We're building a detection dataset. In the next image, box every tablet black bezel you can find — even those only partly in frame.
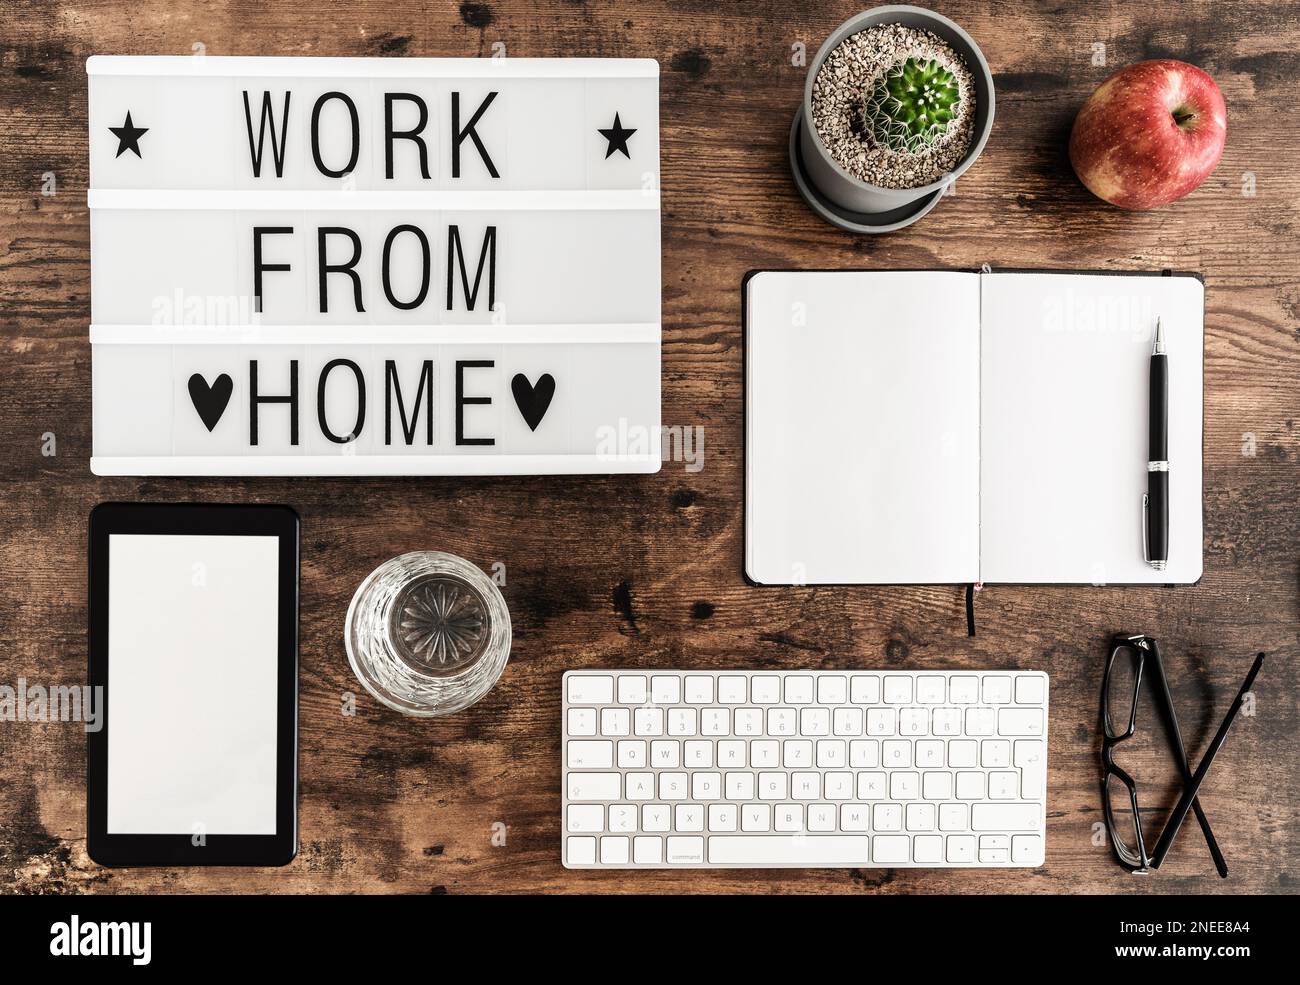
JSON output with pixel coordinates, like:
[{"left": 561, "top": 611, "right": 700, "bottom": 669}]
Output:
[{"left": 87, "top": 502, "right": 299, "bottom": 867}]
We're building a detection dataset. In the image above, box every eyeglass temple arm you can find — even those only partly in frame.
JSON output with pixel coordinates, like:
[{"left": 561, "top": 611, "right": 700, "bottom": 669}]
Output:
[
  {"left": 1145, "top": 642, "right": 1229, "bottom": 878},
  {"left": 1150, "top": 652, "right": 1265, "bottom": 870}
]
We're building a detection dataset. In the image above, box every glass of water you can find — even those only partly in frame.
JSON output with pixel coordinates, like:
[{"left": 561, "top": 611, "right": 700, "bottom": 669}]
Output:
[{"left": 345, "top": 551, "right": 511, "bottom": 716}]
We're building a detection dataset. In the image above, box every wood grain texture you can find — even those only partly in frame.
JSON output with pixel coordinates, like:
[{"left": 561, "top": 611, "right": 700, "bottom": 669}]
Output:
[{"left": 1, "top": 0, "right": 1297, "bottom": 895}]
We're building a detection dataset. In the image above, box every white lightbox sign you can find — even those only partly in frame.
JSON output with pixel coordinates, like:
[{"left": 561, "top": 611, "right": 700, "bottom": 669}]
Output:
[{"left": 87, "top": 56, "right": 661, "bottom": 475}]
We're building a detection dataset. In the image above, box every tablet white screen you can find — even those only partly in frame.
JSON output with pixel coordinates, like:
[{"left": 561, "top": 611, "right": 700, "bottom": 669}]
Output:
[{"left": 106, "top": 533, "right": 280, "bottom": 835}]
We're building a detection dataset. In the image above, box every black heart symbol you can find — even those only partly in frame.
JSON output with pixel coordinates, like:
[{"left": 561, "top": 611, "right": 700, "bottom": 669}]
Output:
[
  {"left": 511, "top": 373, "right": 555, "bottom": 431},
  {"left": 187, "top": 373, "right": 233, "bottom": 432}
]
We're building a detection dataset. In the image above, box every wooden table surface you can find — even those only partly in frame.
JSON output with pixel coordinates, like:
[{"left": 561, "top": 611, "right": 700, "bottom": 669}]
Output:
[{"left": 2, "top": 0, "right": 1296, "bottom": 895}]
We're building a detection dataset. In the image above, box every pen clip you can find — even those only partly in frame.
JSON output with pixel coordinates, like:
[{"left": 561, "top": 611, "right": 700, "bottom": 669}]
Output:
[{"left": 1142, "top": 493, "right": 1150, "bottom": 564}]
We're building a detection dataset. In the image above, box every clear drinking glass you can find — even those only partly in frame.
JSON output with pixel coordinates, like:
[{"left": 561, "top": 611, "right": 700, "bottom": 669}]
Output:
[{"left": 345, "top": 551, "right": 511, "bottom": 716}]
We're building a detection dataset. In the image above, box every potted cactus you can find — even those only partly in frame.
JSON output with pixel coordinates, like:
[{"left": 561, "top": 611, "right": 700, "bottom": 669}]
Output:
[
  {"left": 863, "top": 57, "right": 962, "bottom": 154},
  {"left": 790, "top": 5, "right": 996, "bottom": 232}
]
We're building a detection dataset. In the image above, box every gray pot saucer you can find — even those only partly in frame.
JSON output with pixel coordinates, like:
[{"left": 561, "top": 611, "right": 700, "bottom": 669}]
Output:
[{"left": 789, "top": 107, "right": 946, "bottom": 233}]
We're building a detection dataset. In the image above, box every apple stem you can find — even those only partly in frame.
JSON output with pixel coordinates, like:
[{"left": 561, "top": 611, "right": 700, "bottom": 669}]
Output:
[{"left": 1172, "top": 106, "right": 1197, "bottom": 127}]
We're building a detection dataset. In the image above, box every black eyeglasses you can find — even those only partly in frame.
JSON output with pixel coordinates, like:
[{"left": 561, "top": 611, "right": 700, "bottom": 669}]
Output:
[{"left": 1101, "top": 635, "right": 1265, "bottom": 877}]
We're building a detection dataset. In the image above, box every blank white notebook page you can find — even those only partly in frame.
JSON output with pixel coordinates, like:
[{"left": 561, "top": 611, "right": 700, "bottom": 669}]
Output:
[
  {"left": 979, "top": 273, "right": 1203, "bottom": 584},
  {"left": 746, "top": 271, "right": 980, "bottom": 584}
]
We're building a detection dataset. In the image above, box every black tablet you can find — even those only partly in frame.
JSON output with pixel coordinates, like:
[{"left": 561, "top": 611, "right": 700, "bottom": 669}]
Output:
[{"left": 87, "top": 503, "right": 299, "bottom": 867}]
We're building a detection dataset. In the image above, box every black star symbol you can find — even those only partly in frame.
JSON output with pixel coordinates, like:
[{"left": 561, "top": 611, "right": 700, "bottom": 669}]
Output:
[
  {"left": 109, "top": 111, "right": 149, "bottom": 159},
  {"left": 597, "top": 112, "right": 636, "bottom": 159}
]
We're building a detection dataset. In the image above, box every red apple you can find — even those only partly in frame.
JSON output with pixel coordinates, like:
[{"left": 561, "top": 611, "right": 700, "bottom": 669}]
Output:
[{"left": 1069, "top": 59, "right": 1227, "bottom": 210}]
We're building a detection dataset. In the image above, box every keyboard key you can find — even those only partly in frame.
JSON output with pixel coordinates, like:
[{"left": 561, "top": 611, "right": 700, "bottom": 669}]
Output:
[
  {"left": 939, "top": 803, "right": 968, "bottom": 831},
  {"left": 751, "top": 740, "right": 779, "bottom": 767},
  {"left": 709, "top": 835, "right": 870, "bottom": 866},
  {"left": 932, "top": 707, "right": 962, "bottom": 735},
  {"left": 850, "top": 675, "right": 881, "bottom": 704},
  {"left": 742, "top": 804, "right": 771, "bottom": 831},
  {"left": 899, "top": 708, "right": 929, "bottom": 735},
  {"left": 816, "top": 739, "right": 847, "bottom": 768},
  {"left": 617, "top": 740, "right": 646, "bottom": 768},
  {"left": 725, "top": 772, "right": 755, "bottom": 800},
  {"left": 634, "top": 836, "right": 663, "bottom": 864},
  {"left": 784, "top": 675, "right": 814, "bottom": 704},
  {"left": 651, "top": 675, "right": 681, "bottom": 704},
  {"left": 767, "top": 707, "right": 796, "bottom": 735},
  {"left": 946, "top": 835, "right": 976, "bottom": 862},
  {"left": 568, "top": 707, "right": 597, "bottom": 736},
  {"left": 791, "top": 772, "right": 821, "bottom": 799},
  {"left": 923, "top": 771, "right": 953, "bottom": 800},
  {"left": 998, "top": 708, "right": 1045, "bottom": 736},
  {"left": 617, "top": 675, "right": 647, "bottom": 705},
  {"left": 989, "top": 771, "right": 1019, "bottom": 800},
  {"left": 783, "top": 739, "right": 813, "bottom": 768},
  {"left": 758, "top": 772, "right": 788, "bottom": 800},
  {"left": 882, "top": 739, "right": 911, "bottom": 767},
  {"left": 567, "top": 740, "right": 613, "bottom": 769},
  {"left": 972, "top": 803, "right": 1040, "bottom": 831},
  {"left": 916, "top": 740, "right": 944, "bottom": 767},
  {"left": 916, "top": 676, "right": 946, "bottom": 703},
  {"left": 981, "top": 739, "right": 1011, "bottom": 768},
  {"left": 684, "top": 740, "right": 713, "bottom": 768},
  {"left": 567, "top": 773, "right": 621, "bottom": 801},
  {"left": 890, "top": 772, "right": 919, "bottom": 800},
  {"left": 949, "top": 676, "right": 979, "bottom": 704},
  {"left": 873, "top": 835, "right": 911, "bottom": 864},
  {"left": 674, "top": 804, "right": 704, "bottom": 831},
  {"left": 948, "top": 739, "right": 978, "bottom": 768},
  {"left": 1012, "top": 834, "right": 1044, "bottom": 864},
  {"left": 906, "top": 803, "right": 935, "bottom": 831},
  {"left": 914, "top": 834, "right": 943, "bottom": 864},
  {"left": 625, "top": 773, "right": 656, "bottom": 800},
  {"left": 567, "top": 836, "right": 596, "bottom": 865},
  {"left": 608, "top": 804, "right": 636, "bottom": 832},
  {"left": 883, "top": 676, "right": 913, "bottom": 703},
  {"left": 600, "top": 707, "right": 630, "bottom": 736},
  {"left": 718, "top": 740, "right": 747, "bottom": 767},
  {"left": 824, "top": 772, "right": 853, "bottom": 800},
  {"left": 691, "top": 771, "right": 720, "bottom": 800},
  {"left": 775, "top": 804, "right": 803, "bottom": 831},
  {"left": 956, "top": 772, "right": 986, "bottom": 800},
  {"left": 566, "top": 804, "right": 603, "bottom": 832},
  {"left": 718, "top": 676, "right": 747, "bottom": 703},
  {"left": 701, "top": 708, "right": 730, "bottom": 735},
  {"left": 641, "top": 804, "right": 670, "bottom": 831},
  {"left": 708, "top": 804, "right": 738, "bottom": 831},
  {"left": 666, "top": 836, "right": 705, "bottom": 864},
  {"left": 634, "top": 707, "right": 664, "bottom": 736},
  {"left": 982, "top": 676, "right": 1012, "bottom": 704},
  {"left": 1015, "top": 740, "right": 1047, "bottom": 799},
  {"left": 840, "top": 804, "right": 870, "bottom": 831},
  {"left": 1015, "top": 674, "right": 1046, "bottom": 704},
  {"left": 867, "top": 708, "right": 897, "bottom": 735},
  {"left": 567, "top": 675, "right": 614, "bottom": 705},
  {"left": 668, "top": 708, "right": 698, "bottom": 736},
  {"left": 818, "top": 676, "right": 848, "bottom": 704},
  {"left": 849, "top": 739, "right": 879, "bottom": 767},
  {"left": 650, "top": 740, "right": 679, "bottom": 767},
  {"left": 735, "top": 708, "right": 763, "bottom": 735},
  {"left": 873, "top": 803, "right": 902, "bottom": 831},
  {"left": 800, "top": 707, "right": 830, "bottom": 735},
  {"left": 808, "top": 804, "right": 836, "bottom": 832},
  {"left": 684, "top": 676, "right": 714, "bottom": 704},
  {"left": 965, "top": 707, "right": 997, "bottom": 736},
  {"left": 833, "top": 707, "right": 864, "bottom": 736},
  {"left": 600, "top": 836, "right": 630, "bottom": 864},
  {"left": 857, "top": 772, "right": 886, "bottom": 799},
  {"left": 751, "top": 676, "right": 780, "bottom": 704},
  {"left": 658, "top": 772, "right": 688, "bottom": 800}
]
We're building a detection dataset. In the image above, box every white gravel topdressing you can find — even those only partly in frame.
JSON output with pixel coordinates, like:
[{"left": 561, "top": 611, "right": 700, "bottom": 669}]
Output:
[{"left": 811, "top": 23, "right": 977, "bottom": 190}]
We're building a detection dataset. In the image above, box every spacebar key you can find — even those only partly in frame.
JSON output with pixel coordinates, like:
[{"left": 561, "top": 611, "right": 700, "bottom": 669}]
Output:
[{"left": 708, "top": 836, "right": 870, "bottom": 866}]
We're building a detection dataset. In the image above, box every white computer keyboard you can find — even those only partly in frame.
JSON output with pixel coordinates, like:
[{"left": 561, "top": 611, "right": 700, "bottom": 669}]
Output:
[{"left": 562, "top": 669, "right": 1048, "bottom": 869}]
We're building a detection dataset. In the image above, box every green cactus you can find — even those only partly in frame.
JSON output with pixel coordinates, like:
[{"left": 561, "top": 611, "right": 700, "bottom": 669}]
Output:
[{"left": 863, "top": 57, "right": 961, "bottom": 154}]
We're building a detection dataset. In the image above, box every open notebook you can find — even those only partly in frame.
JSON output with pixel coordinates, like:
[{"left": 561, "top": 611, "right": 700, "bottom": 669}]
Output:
[{"left": 745, "top": 270, "right": 1203, "bottom": 586}]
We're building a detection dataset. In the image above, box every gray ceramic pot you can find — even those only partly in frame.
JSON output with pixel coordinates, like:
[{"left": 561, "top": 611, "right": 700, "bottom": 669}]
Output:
[{"left": 796, "top": 5, "right": 996, "bottom": 218}]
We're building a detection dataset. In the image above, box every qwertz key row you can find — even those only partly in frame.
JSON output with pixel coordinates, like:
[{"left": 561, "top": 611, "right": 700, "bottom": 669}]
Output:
[{"left": 562, "top": 670, "right": 1048, "bottom": 869}]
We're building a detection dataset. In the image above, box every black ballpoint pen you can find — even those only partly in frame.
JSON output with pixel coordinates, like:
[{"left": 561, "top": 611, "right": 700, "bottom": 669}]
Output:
[{"left": 1145, "top": 319, "right": 1169, "bottom": 570}]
